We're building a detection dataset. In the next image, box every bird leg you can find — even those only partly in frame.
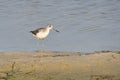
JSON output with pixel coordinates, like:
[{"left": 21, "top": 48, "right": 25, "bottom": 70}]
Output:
[
  {"left": 36, "top": 39, "right": 40, "bottom": 52},
  {"left": 36, "top": 39, "right": 44, "bottom": 52},
  {"left": 41, "top": 39, "right": 44, "bottom": 52}
]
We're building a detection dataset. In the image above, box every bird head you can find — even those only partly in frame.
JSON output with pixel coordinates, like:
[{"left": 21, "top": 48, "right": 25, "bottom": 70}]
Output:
[
  {"left": 47, "top": 24, "right": 53, "bottom": 30},
  {"left": 47, "top": 24, "right": 59, "bottom": 32}
]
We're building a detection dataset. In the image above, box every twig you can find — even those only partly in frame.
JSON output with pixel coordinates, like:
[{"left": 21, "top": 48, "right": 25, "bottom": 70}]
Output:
[{"left": 11, "top": 62, "right": 16, "bottom": 72}]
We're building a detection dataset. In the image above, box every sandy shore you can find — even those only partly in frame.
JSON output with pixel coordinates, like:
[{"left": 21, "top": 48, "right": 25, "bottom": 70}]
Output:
[{"left": 0, "top": 51, "right": 120, "bottom": 80}]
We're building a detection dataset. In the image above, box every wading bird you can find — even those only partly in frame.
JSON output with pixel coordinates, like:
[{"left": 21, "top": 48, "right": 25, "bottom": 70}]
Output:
[{"left": 30, "top": 24, "right": 59, "bottom": 51}]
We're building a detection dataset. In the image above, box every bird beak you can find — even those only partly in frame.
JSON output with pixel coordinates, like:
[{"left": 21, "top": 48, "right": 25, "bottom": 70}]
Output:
[{"left": 53, "top": 28, "right": 60, "bottom": 32}]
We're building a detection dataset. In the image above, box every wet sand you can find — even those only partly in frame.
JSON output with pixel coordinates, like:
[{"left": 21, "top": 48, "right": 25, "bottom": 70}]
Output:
[{"left": 0, "top": 51, "right": 120, "bottom": 80}]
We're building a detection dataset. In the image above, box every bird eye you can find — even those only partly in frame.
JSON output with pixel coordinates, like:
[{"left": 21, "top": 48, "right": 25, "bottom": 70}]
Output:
[{"left": 49, "top": 25, "right": 51, "bottom": 27}]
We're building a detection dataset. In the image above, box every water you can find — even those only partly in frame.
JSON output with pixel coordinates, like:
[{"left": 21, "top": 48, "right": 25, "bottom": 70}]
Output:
[{"left": 0, "top": 0, "right": 120, "bottom": 52}]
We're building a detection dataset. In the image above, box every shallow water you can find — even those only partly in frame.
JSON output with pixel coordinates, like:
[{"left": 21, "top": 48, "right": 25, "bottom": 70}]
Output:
[{"left": 0, "top": 0, "right": 120, "bottom": 52}]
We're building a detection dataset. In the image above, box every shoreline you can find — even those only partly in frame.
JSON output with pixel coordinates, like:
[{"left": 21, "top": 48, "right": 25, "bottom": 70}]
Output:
[{"left": 0, "top": 51, "right": 120, "bottom": 80}]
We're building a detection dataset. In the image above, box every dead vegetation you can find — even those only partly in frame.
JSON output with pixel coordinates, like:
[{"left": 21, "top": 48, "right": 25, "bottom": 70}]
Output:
[{"left": 90, "top": 75, "right": 116, "bottom": 80}]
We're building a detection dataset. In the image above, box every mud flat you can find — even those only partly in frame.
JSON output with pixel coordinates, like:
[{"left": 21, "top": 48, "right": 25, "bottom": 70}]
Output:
[{"left": 0, "top": 51, "right": 120, "bottom": 80}]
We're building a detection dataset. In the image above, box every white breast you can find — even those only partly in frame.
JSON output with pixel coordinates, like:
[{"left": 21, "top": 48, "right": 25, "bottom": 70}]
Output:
[{"left": 36, "top": 30, "right": 50, "bottom": 39}]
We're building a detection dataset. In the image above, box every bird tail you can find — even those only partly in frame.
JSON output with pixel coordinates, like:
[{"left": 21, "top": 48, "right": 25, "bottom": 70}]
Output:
[{"left": 30, "top": 31, "right": 36, "bottom": 35}]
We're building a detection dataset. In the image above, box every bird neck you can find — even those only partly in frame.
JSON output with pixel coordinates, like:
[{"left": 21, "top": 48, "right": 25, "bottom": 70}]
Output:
[{"left": 46, "top": 27, "right": 51, "bottom": 31}]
